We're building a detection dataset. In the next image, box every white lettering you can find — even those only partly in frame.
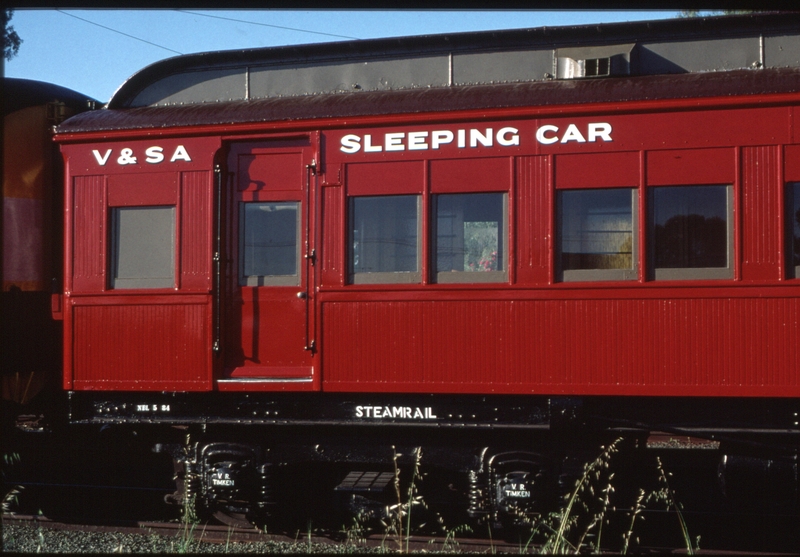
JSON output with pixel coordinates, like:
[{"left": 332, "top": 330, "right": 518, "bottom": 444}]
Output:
[
  {"left": 117, "top": 148, "right": 138, "bottom": 165},
  {"left": 588, "top": 122, "right": 613, "bottom": 142},
  {"left": 470, "top": 128, "right": 492, "bottom": 148},
  {"left": 341, "top": 134, "right": 361, "bottom": 154},
  {"left": 92, "top": 149, "right": 112, "bottom": 166},
  {"left": 363, "top": 134, "right": 382, "bottom": 153},
  {"left": 170, "top": 145, "right": 192, "bottom": 162},
  {"left": 145, "top": 146, "right": 164, "bottom": 164},
  {"left": 337, "top": 122, "right": 613, "bottom": 155},
  {"left": 535, "top": 124, "right": 560, "bottom": 145},
  {"left": 496, "top": 127, "right": 520, "bottom": 146},
  {"left": 354, "top": 405, "right": 438, "bottom": 420},
  {"left": 505, "top": 490, "right": 531, "bottom": 498},
  {"left": 560, "top": 123, "right": 586, "bottom": 143},
  {"left": 385, "top": 132, "right": 405, "bottom": 152},
  {"left": 431, "top": 130, "right": 453, "bottom": 149},
  {"left": 407, "top": 131, "right": 429, "bottom": 150}
]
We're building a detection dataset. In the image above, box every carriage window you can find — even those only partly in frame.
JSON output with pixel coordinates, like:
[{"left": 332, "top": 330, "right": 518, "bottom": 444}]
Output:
[
  {"left": 650, "top": 185, "right": 733, "bottom": 280},
  {"left": 350, "top": 195, "right": 420, "bottom": 284},
  {"left": 558, "top": 188, "right": 637, "bottom": 281},
  {"left": 790, "top": 183, "right": 800, "bottom": 278},
  {"left": 240, "top": 202, "right": 300, "bottom": 286},
  {"left": 111, "top": 206, "right": 175, "bottom": 289},
  {"left": 558, "top": 188, "right": 637, "bottom": 282},
  {"left": 434, "top": 193, "right": 507, "bottom": 283}
]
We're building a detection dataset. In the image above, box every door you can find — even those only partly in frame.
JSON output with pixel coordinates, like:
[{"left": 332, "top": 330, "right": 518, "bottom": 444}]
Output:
[{"left": 221, "top": 139, "right": 316, "bottom": 386}]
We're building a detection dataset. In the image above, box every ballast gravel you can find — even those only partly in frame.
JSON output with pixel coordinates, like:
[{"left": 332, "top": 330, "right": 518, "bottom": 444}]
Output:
[{"left": 2, "top": 523, "right": 388, "bottom": 553}]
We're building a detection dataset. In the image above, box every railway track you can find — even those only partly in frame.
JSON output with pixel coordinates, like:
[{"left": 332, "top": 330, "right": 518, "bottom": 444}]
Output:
[
  {"left": 2, "top": 512, "right": 525, "bottom": 553},
  {"left": 5, "top": 512, "right": 800, "bottom": 555}
]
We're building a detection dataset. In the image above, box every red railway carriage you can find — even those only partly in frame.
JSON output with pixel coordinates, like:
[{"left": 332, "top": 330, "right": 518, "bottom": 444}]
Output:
[{"left": 53, "top": 14, "right": 800, "bottom": 532}]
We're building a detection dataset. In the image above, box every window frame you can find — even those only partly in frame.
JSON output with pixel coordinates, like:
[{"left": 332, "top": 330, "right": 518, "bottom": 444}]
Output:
[
  {"left": 557, "top": 187, "right": 639, "bottom": 283},
  {"left": 432, "top": 192, "right": 509, "bottom": 284},
  {"left": 109, "top": 205, "right": 176, "bottom": 290},
  {"left": 348, "top": 194, "right": 422, "bottom": 285},
  {"left": 239, "top": 200, "right": 302, "bottom": 287},
  {"left": 788, "top": 182, "right": 800, "bottom": 279},
  {"left": 648, "top": 184, "right": 734, "bottom": 281}
]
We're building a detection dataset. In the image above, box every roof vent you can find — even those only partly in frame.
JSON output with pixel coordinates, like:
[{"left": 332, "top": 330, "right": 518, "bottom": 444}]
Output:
[{"left": 556, "top": 44, "right": 635, "bottom": 79}]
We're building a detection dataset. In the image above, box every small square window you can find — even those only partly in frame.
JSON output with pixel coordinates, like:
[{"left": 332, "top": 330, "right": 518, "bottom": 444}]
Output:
[
  {"left": 558, "top": 188, "right": 637, "bottom": 282},
  {"left": 111, "top": 206, "right": 175, "bottom": 289},
  {"left": 434, "top": 193, "right": 507, "bottom": 283},
  {"left": 349, "top": 195, "right": 420, "bottom": 284},
  {"left": 650, "top": 185, "right": 733, "bottom": 280},
  {"left": 240, "top": 202, "right": 300, "bottom": 286}
]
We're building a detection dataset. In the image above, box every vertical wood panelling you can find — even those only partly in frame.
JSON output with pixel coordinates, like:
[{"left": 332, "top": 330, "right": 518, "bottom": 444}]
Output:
[
  {"left": 321, "top": 187, "right": 343, "bottom": 286},
  {"left": 742, "top": 146, "right": 781, "bottom": 280},
  {"left": 322, "top": 296, "right": 800, "bottom": 394},
  {"left": 72, "top": 175, "right": 105, "bottom": 291},
  {"left": 181, "top": 171, "right": 211, "bottom": 289},
  {"left": 516, "top": 156, "right": 550, "bottom": 285},
  {"left": 72, "top": 301, "right": 210, "bottom": 388}
]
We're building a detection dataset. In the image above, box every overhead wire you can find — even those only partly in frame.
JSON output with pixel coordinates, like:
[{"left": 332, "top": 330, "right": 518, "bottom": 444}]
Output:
[
  {"left": 177, "top": 10, "right": 361, "bottom": 41},
  {"left": 53, "top": 9, "right": 361, "bottom": 59},
  {"left": 54, "top": 10, "right": 185, "bottom": 55}
]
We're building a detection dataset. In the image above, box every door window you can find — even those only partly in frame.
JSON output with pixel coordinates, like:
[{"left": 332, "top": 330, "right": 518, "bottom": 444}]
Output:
[{"left": 240, "top": 201, "right": 300, "bottom": 286}]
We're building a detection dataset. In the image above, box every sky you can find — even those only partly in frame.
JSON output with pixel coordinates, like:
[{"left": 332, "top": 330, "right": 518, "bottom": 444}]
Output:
[{"left": 5, "top": 9, "right": 680, "bottom": 104}]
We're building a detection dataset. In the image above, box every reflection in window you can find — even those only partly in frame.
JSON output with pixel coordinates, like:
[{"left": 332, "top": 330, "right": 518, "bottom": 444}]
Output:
[
  {"left": 350, "top": 195, "right": 420, "bottom": 283},
  {"left": 241, "top": 202, "right": 299, "bottom": 286},
  {"left": 559, "top": 188, "right": 637, "bottom": 281},
  {"left": 791, "top": 183, "right": 800, "bottom": 277},
  {"left": 111, "top": 206, "right": 175, "bottom": 289},
  {"left": 435, "top": 193, "right": 507, "bottom": 283},
  {"left": 651, "top": 185, "right": 732, "bottom": 279}
]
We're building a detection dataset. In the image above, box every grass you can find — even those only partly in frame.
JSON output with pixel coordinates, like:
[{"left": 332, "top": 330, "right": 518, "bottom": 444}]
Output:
[
  {"left": 327, "top": 439, "right": 699, "bottom": 554},
  {"left": 521, "top": 439, "right": 697, "bottom": 554},
  {"left": 2, "top": 451, "right": 23, "bottom": 515}
]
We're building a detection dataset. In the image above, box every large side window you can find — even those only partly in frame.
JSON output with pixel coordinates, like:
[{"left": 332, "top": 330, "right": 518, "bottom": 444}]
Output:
[
  {"left": 558, "top": 188, "right": 638, "bottom": 281},
  {"left": 790, "top": 182, "right": 800, "bottom": 278},
  {"left": 349, "top": 195, "right": 420, "bottom": 284},
  {"left": 434, "top": 192, "right": 507, "bottom": 283},
  {"left": 240, "top": 201, "right": 300, "bottom": 286},
  {"left": 110, "top": 206, "right": 176, "bottom": 289},
  {"left": 649, "top": 185, "right": 733, "bottom": 280}
]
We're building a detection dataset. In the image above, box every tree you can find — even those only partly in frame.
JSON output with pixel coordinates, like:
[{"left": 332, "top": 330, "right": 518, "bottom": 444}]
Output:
[
  {"left": 2, "top": 9, "right": 22, "bottom": 61},
  {"left": 679, "top": 10, "right": 757, "bottom": 17}
]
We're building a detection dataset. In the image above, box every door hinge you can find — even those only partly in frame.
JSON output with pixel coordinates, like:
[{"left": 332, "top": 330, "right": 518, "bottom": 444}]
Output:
[
  {"left": 306, "top": 159, "right": 318, "bottom": 175},
  {"left": 305, "top": 249, "right": 316, "bottom": 265}
]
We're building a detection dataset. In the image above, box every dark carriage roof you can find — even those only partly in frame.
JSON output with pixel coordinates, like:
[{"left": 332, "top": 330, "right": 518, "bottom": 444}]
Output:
[
  {"left": 57, "top": 13, "right": 800, "bottom": 135},
  {"left": 4, "top": 78, "right": 98, "bottom": 116},
  {"left": 55, "top": 68, "right": 800, "bottom": 135}
]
